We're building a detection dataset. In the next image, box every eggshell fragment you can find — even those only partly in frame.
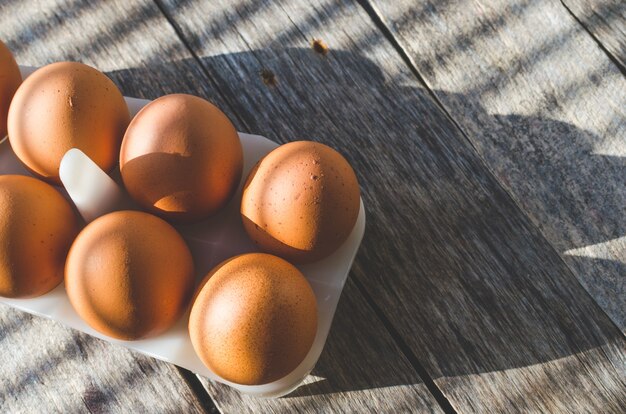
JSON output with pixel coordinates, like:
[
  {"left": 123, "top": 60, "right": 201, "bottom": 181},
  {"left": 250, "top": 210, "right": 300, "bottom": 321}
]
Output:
[
  {"left": 120, "top": 94, "right": 243, "bottom": 223},
  {"left": 0, "top": 40, "right": 21, "bottom": 138},
  {"left": 0, "top": 175, "right": 79, "bottom": 298},
  {"left": 189, "top": 253, "right": 318, "bottom": 385},
  {"left": 65, "top": 211, "right": 195, "bottom": 340},
  {"left": 8, "top": 62, "right": 130, "bottom": 184},
  {"left": 241, "top": 141, "right": 360, "bottom": 263}
]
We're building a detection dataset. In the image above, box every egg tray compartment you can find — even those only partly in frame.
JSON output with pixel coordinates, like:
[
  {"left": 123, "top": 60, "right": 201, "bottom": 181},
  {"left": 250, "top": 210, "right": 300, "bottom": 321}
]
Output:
[{"left": 0, "top": 66, "right": 366, "bottom": 398}]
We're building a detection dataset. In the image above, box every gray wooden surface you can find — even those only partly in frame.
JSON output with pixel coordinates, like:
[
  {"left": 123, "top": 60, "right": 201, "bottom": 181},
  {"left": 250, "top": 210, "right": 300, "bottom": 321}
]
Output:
[
  {"left": 562, "top": 0, "right": 626, "bottom": 71},
  {"left": 368, "top": 0, "right": 626, "bottom": 336},
  {"left": 1, "top": 0, "right": 625, "bottom": 413},
  {"left": 0, "top": 1, "right": 440, "bottom": 412}
]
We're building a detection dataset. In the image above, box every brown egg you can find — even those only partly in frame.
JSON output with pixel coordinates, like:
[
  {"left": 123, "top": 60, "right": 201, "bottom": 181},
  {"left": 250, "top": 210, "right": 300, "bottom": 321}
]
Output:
[
  {"left": 65, "top": 211, "right": 195, "bottom": 340},
  {"left": 241, "top": 141, "right": 360, "bottom": 263},
  {"left": 0, "top": 175, "right": 79, "bottom": 298},
  {"left": 0, "top": 40, "right": 21, "bottom": 138},
  {"left": 189, "top": 253, "right": 317, "bottom": 385},
  {"left": 120, "top": 94, "right": 243, "bottom": 223},
  {"left": 8, "top": 62, "right": 130, "bottom": 184}
]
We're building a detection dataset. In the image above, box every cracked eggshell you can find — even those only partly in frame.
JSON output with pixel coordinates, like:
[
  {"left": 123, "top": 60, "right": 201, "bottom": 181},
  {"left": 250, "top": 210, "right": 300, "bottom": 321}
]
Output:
[
  {"left": 119, "top": 94, "right": 243, "bottom": 223},
  {"left": 241, "top": 141, "right": 360, "bottom": 263},
  {"left": 189, "top": 253, "right": 318, "bottom": 385},
  {"left": 7, "top": 62, "right": 130, "bottom": 184},
  {"left": 0, "top": 40, "right": 21, "bottom": 138},
  {"left": 0, "top": 175, "right": 79, "bottom": 298}
]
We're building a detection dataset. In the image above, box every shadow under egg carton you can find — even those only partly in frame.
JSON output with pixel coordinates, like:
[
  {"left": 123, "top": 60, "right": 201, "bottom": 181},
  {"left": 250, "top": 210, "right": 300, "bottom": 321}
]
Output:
[{"left": 0, "top": 66, "right": 366, "bottom": 398}]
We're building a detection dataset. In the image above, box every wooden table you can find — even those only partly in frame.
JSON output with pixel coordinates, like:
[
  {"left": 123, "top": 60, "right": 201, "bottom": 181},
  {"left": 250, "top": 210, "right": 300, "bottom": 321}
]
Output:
[{"left": 1, "top": 0, "right": 624, "bottom": 412}]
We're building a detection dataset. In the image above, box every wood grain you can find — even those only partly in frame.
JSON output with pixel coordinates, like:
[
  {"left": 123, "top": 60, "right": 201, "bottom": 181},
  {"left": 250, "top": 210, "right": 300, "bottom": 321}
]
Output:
[
  {"left": 367, "top": 0, "right": 626, "bottom": 334},
  {"left": 561, "top": 0, "right": 626, "bottom": 71},
  {"left": 0, "top": 1, "right": 226, "bottom": 412},
  {"left": 157, "top": 0, "right": 626, "bottom": 412},
  {"left": 0, "top": 2, "right": 231, "bottom": 413},
  {"left": 0, "top": 1, "right": 441, "bottom": 412},
  {"left": 203, "top": 281, "right": 443, "bottom": 413},
  {"left": 0, "top": 305, "right": 210, "bottom": 413}
]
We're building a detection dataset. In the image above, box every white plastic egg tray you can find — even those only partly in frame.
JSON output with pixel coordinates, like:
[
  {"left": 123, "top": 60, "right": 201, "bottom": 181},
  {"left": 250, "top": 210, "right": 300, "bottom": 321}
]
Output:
[{"left": 0, "top": 66, "right": 366, "bottom": 398}]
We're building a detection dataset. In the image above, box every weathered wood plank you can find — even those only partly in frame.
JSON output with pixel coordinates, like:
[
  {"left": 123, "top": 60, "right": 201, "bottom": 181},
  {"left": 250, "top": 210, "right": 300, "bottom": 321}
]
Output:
[
  {"left": 158, "top": 0, "right": 626, "bottom": 412},
  {"left": 203, "top": 280, "right": 443, "bottom": 413},
  {"left": 0, "top": 1, "right": 442, "bottom": 412},
  {"left": 0, "top": 1, "right": 217, "bottom": 412},
  {"left": 0, "top": 305, "right": 210, "bottom": 413},
  {"left": 561, "top": 0, "right": 626, "bottom": 71},
  {"left": 367, "top": 0, "right": 626, "bottom": 334}
]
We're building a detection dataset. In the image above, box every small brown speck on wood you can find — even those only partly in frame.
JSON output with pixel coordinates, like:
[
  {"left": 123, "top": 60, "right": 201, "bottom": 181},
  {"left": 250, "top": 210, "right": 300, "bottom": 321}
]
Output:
[
  {"left": 312, "top": 38, "right": 329, "bottom": 55},
  {"left": 260, "top": 69, "right": 277, "bottom": 86}
]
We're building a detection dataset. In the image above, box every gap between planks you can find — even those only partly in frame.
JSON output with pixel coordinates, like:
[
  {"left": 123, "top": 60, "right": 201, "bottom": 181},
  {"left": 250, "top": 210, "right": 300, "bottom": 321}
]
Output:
[
  {"left": 152, "top": 0, "right": 248, "bottom": 128},
  {"left": 147, "top": 1, "right": 249, "bottom": 411},
  {"left": 153, "top": 0, "right": 625, "bottom": 410},
  {"left": 151, "top": 0, "right": 456, "bottom": 412},
  {"left": 357, "top": 0, "right": 626, "bottom": 343},
  {"left": 558, "top": 0, "right": 626, "bottom": 77},
  {"left": 350, "top": 276, "right": 457, "bottom": 414},
  {"left": 176, "top": 367, "right": 221, "bottom": 414}
]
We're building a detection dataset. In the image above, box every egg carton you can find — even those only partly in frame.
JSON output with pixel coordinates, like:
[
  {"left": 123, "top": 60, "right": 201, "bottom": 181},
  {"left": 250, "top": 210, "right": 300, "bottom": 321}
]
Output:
[{"left": 0, "top": 66, "right": 366, "bottom": 398}]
